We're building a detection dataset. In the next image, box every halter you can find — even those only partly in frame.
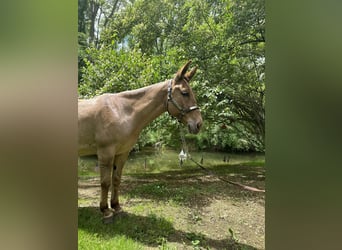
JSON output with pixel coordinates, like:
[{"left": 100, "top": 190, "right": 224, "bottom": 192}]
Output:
[{"left": 166, "top": 79, "right": 199, "bottom": 121}]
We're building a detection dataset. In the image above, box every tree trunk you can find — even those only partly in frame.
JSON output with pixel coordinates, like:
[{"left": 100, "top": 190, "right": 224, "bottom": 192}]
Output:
[{"left": 89, "top": 0, "right": 100, "bottom": 44}]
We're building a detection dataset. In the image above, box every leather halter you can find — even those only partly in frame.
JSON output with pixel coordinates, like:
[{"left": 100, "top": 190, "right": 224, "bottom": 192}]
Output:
[{"left": 166, "top": 79, "right": 199, "bottom": 121}]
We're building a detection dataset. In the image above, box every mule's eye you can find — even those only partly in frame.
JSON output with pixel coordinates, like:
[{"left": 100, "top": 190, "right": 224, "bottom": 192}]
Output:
[{"left": 181, "top": 92, "right": 189, "bottom": 96}]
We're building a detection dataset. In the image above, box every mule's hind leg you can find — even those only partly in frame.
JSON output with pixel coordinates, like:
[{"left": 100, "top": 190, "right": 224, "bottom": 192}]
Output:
[
  {"left": 111, "top": 152, "right": 129, "bottom": 212},
  {"left": 97, "top": 146, "right": 115, "bottom": 221}
]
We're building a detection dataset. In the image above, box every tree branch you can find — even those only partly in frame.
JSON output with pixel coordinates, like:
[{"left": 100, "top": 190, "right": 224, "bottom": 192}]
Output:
[
  {"left": 239, "top": 38, "right": 265, "bottom": 46},
  {"left": 103, "top": 0, "right": 119, "bottom": 28}
]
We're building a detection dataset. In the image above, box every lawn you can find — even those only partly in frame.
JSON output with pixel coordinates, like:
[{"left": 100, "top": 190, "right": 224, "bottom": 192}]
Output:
[{"left": 78, "top": 150, "right": 265, "bottom": 249}]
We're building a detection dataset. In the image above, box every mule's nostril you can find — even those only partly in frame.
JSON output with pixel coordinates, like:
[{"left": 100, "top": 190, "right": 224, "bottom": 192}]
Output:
[{"left": 197, "top": 121, "right": 202, "bottom": 130}]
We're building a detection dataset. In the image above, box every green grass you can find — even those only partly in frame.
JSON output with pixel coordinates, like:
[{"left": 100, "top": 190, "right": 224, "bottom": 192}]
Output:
[
  {"left": 78, "top": 149, "right": 265, "bottom": 178},
  {"left": 78, "top": 155, "right": 98, "bottom": 178},
  {"left": 78, "top": 149, "right": 265, "bottom": 249},
  {"left": 78, "top": 207, "right": 175, "bottom": 249},
  {"left": 126, "top": 181, "right": 200, "bottom": 205},
  {"left": 78, "top": 229, "right": 142, "bottom": 250}
]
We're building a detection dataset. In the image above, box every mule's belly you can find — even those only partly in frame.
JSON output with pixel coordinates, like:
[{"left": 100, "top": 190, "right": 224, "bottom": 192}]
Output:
[
  {"left": 78, "top": 132, "right": 97, "bottom": 156},
  {"left": 78, "top": 143, "right": 97, "bottom": 156}
]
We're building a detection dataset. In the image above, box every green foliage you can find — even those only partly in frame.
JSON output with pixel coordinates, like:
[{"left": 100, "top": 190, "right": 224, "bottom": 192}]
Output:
[
  {"left": 185, "top": 232, "right": 206, "bottom": 249},
  {"left": 79, "top": 47, "right": 152, "bottom": 97},
  {"left": 78, "top": 0, "right": 265, "bottom": 152}
]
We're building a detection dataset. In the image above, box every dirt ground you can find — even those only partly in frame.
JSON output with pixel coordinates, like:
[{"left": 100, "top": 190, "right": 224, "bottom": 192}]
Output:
[{"left": 79, "top": 167, "right": 265, "bottom": 250}]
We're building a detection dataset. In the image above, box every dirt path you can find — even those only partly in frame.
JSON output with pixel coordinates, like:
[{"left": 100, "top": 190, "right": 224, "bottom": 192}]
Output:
[{"left": 79, "top": 167, "right": 265, "bottom": 250}]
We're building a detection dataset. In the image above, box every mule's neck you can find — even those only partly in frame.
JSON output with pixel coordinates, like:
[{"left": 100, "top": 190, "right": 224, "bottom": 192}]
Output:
[{"left": 121, "top": 81, "right": 169, "bottom": 133}]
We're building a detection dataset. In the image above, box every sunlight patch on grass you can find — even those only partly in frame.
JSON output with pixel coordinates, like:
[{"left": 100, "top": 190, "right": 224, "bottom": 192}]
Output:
[
  {"left": 78, "top": 198, "right": 92, "bottom": 207},
  {"left": 78, "top": 229, "right": 143, "bottom": 250},
  {"left": 78, "top": 206, "right": 176, "bottom": 249}
]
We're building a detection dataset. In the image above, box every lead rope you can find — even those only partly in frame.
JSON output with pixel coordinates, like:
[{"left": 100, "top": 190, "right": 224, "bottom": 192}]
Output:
[
  {"left": 178, "top": 124, "right": 189, "bottom": 167},
  {"left": 179, "top": 124, "right": 189, "bottom": 155},
  {"left": 179, "top": 125, "right": 265, "bottom": 193}
]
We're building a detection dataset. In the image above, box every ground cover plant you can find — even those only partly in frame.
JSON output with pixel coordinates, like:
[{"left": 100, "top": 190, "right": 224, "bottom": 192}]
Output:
[{"left": 78, "top": 150, "right": 265, "bottom": 249}]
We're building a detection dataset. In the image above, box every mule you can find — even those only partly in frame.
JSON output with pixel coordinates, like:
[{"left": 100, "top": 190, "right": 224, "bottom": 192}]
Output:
[{"left": 78, "top": 60, "right": 202, "bottom": 222}]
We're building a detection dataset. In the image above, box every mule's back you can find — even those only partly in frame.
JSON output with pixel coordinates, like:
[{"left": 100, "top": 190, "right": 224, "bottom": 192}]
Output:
[{"left": 78, "top": 93, "right": 135, "bottom": 156}]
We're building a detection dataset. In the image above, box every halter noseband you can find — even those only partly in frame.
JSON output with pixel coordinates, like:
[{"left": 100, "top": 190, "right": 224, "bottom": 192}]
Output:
[{"left": 166, "top": 79, "right": 199, "bottom": 121}]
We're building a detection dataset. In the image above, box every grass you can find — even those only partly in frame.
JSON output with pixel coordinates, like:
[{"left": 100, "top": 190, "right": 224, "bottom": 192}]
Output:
[
  {"left": 78, "top": 149, "right": 264, "bottom": 177},
  {"left": 78, "top": 207, "right": 175, "bottom": 249},
  {"left": 78, "top": 149, "right": 265, "bottom": 249}
]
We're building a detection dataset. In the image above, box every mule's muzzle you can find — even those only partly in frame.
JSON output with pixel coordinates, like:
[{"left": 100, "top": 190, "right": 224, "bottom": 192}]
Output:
[{"left": 188, "top": 119, "right": 202, "bottom": 134}]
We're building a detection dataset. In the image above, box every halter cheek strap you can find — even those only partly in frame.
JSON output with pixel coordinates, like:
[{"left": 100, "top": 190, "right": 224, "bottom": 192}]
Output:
[{"left": 166, "top": 79, "right": 199, "bottom": 121}]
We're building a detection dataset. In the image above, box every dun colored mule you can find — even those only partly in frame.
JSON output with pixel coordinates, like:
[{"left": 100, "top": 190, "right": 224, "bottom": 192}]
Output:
[{"left": 78, "top": 61, "right": 202, "bottom": 222}]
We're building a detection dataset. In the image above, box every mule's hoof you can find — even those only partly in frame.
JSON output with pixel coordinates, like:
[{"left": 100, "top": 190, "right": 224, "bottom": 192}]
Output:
[
  {"left": 102, "top": 210, "right": 114, "bottom": 224},
  {"left": 114, "top": 206, "right": 122, "bottom": 213},
  {"left": 111, "top": 203, "right": 122, "bottom": 212}
]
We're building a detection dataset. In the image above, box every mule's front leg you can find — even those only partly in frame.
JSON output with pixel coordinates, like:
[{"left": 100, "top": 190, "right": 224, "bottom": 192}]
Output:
[
  {"left": 111, "top": 152, "right": 129, "bottom": 212},
  {"left": 98, "top": 147, "right": 115, "bottom": 222}
]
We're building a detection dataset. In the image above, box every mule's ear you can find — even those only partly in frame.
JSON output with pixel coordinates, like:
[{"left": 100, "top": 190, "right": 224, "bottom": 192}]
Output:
[
  {"left": 175, "top": 60, "right": 192, "bottom": 81},
  {"left": 184, "top": 66, "right": 197, "bottom": 81}
]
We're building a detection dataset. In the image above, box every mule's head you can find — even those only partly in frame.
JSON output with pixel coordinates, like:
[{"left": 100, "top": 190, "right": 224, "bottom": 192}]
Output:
[{"left": 167, "top": 60, "right": 203, "bottom": 134}]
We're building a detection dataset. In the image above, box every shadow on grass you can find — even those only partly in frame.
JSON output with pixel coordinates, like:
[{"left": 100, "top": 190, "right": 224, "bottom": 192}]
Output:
[
  {"left": 78, "top": 207, "right": 258, "bottom": 250},
  {"left": 129, "top": 162, "right": 265, "bottom": 180},
  {"left": 79, "top": 163, "right": 265, "bottom": 209},
  {"left": 119, "top": 163, "right": 265, "bottom": 208}
]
